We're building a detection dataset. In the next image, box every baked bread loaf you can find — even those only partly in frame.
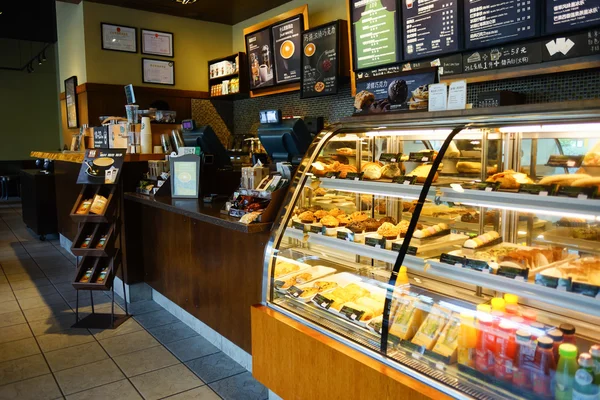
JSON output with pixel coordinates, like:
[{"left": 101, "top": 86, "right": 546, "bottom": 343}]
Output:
[
  {"left": 486, "top": 170, "right": 533, "bottom": 189},
  {"left": 407, "top": 165, "right": 439, "bottom": 183},
  {"left": 363, "top": 164, "right": 383, "bottom": 180},
  {"left": 457, "top": 161, "right": 481, "bottom": 174},
  {"left": 571, "top": 177, "right": 600, "bottom": 190},
  {"left": 337, "top": 164, "right": 357, "bottom": 179},
  {"left": 381, "top": 164, "right": 402, "bottom": 179},
  {"left": 538, "top": 174, "right": 591, "bottom": 186}
]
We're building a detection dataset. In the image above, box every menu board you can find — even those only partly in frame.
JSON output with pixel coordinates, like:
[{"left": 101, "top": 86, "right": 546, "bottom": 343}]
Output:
[
  {"left": 465, "top": 0, "right": 539, "bottom": 49},
  {"left": 463, "top": 41, "right": 542, "bottom": 72},
  {"left": 245, "top": 28, "right": 275, "bottom": 89},
  {"left": 403, "top": 0, "right": 460, "bottom": 60},
  {"left": 546, "top": 0, "right": 600, "bottom": 34},
  {"left": 301, "top": 21, "right": 340, "bottom": 98},
  {"left": 272, "top": 17, "right": 303, "bottom": 84},
  {"left": 351, "top": 0, "right": 399, "bottom": 70}
]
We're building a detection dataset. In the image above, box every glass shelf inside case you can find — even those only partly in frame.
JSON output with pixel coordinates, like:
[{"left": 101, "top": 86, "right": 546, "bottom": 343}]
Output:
[{"left": 266, "top": 117, "right": 600, "bottom": 400}]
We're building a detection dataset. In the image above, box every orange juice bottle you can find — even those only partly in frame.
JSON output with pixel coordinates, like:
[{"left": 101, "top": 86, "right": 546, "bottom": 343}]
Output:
[{"left": 458, "top": 313, "right": 477, "bottom": 368}]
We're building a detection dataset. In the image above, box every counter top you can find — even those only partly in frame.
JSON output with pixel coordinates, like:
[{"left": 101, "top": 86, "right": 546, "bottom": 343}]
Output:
[
  {"left": 124, "top": 192, "right": 273, "bottom": 234},
  {"left": 31, "top": 151, "right": 166, "bottom": 164}
]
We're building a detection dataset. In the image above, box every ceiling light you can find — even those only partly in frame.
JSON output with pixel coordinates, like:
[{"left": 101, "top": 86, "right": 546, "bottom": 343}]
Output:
[{"left": 175, "top": 0, "right": 197, "bottom": 4}]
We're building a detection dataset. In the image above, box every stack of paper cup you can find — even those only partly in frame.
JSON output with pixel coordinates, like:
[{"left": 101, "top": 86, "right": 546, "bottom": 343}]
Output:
[{"left": 141, "top": 117, "right": 153, "bottom": 154}]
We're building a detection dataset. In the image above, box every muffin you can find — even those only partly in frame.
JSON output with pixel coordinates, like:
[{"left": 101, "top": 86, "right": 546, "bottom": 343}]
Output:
[
  {"left": 379, "top": 216, "right": 397, "bottom": 225},
  {"left": 320, "top": 215, "right": 339, "bottom": 228},
  {"left": 329, "top": 208, "right": 345, "bottom": 217},
  {"left": 314, "top": 210, "right": 329, "bottom": 221},
  {"left": 337, "top": 215, "right": 352, "bottom": 227},
  {"left": 298, "top": 211, "right": 316, "bottom": 224},
  {"left": 350, "top": 211, "right": 369, "bottom": 222},
  {"left": 309, "top": 205, "right": 323, "bottom": 212},
  {"left": 377, "top": 222, "right": 400, "bottom": 240},
  {"left": 347, "top": 221, "right": 366, "bottom": 234},
  {"left": 364, "top": 218, "right": 382, "bottom": 232}
]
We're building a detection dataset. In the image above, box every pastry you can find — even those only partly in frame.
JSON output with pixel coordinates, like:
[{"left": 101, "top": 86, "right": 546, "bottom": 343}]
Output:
[
  {"left": 336, "top": 148, "right": 355, "bottom": 156},
  {"left": 350, "top": 211, "right": 369, "bottom": 222},
  {"left": 381, "top": 164, "right": 402, "bottom": 179},
  {"left": 308, "top": 205, "right": 323, "bottom": 212},
  {"left": 337, "top": 164, "right": 358, "bottom": 179},
  {"left": 407, "top": 165, "right": 439, "bottom": 183},
  {"left": 294, "top": 272, "right": 314, "bottom": 285},
  {"left": 362, "top": 164, "right": 383, "bottom": 180},
  {"left": 355, "top": 90, "right": 376, "bottom": 110},
  {"left": 397, "top": 220, "right": 410, "bottom": 237},
  {"left": 356, "top": 297, "right": 384, "bottom": 317},
  {"left": 446, "top": 141, "right": 460, "bottom": 158},
  {"left": 486, "top": 170, "right": 533, "bottom": 189},
  {"left": 328, "top": 208, "right": 345, "bottom": 217},
  {"left": 336, "top": 215, "right": 351, "bottom": 227},
  {"left": 298, "top": 211, "right": 316, "bottom": 224},
  {"left": 583, "top": 152, "right": 600, "bottom": 166},
  {"left": 388, "top": 79, "right": 409, "bottom": 104},
  {"left": 299, "top": 287, "right": 320, "bottom": 299},
  {"left": 314, "top": 210, "right": 329, "bottom": 221},
  {"left": 274, "top": 261, "right": 300, "bottom": 278},
  {"left": 377, "top": 222, "right": 400, "bottom": 240},
  {"left": 572, "top": 227, "right": 600, "bottom": 241},
  {"left": 557, "top": 217, "right": 588, "bottom": 227},
  {"left": 413, "top": 223, "right": 449, "bottom": 239},
  {"left": 456, "top": 161, "right": 481, "bottom": 174},
  {"left": 364, "top": 218, "right": 382, "bottom": 232},
  {"left": 311, "top": 161, "right": 329, "bottom": 177},
  {"left": 570, "top": 177, "right": 600, "bottom": 191},
  {"left": 313, "top": 281, "right": 338, "bottom": 291},
  {"left": 463, "top": 231, "right": 501, "bottom": 249},
  {"left": 320, "top": 215, "right": 339, "bottom": 228},
  {"left": 379, "top": 216, "right": 397, "bottom": 225},
  {"left": 538, "top": 174, "right": 591, "bottom": 186},
  {"left": 347, "top": 221, "right": 366, "bottom": 234},
  {"left": 314, "top": 188, "right": 327, "bottom": 196},
  {"left": 361, "top": 161, "right": 383, "bottom": 172}
]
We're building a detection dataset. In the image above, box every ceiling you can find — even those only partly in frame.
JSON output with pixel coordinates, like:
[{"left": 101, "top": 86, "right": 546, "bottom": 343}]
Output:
[{"left": 83, "top": 0, "right": 292, "bottom": 25}]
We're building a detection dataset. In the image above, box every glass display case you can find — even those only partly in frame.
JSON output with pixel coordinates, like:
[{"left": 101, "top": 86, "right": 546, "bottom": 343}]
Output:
[{"left": 263, "top": 109, "right": 600, "bottom": 399}]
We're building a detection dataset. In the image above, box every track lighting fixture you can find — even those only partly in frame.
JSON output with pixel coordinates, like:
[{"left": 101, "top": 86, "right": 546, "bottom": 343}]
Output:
[
  {"left": 42, "top": 50, "right": 46, "bottom": 62},
  {"left": 38, "top": 55, "right": 42, "bottom": 65}
]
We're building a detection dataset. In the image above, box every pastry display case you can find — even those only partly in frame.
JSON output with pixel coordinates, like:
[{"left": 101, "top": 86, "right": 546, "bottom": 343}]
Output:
[{"left": 263, "top": 108, "right": 600, "bottom": 399}]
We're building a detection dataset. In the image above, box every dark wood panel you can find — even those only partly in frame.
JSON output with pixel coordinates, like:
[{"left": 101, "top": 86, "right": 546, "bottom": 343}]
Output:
[
  {"left": 133, "top": 205, "right": 268, "bottom": 353},
  {"left": 54, "top": 161, "right": 83, "bottom": 242},
  {"left": 252, "top": 305, "right": 451, "bottom": 400}
]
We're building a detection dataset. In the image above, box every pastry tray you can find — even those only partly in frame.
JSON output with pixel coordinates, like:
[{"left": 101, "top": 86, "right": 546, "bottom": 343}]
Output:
[
  {"left": 288, "top": 272, "right": 362, "bottom": 303},
  {"left": 274, "top": 265, "right": 336, "bottom": 293},
  {"left": 273, "top": 257, "right": 311, "bottom": 279}
]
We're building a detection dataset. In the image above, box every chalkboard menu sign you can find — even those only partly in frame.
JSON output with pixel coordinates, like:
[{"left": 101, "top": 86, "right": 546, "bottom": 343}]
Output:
[
  {"left": 272, "top": 16, "right": 304, "bottom": 84},
  {"left": 350, "top": 0, "right": 399, "bottom": 70},
  {"left": 402, "top": 0, "right": 460, "bottom": 60},
  {"left": 463, "top": 41, "right": 542, "bottom": 72},
  {"left": 245, "top": 28, "right": 275, "bottom": 89},
  {"left": 465, "top": 0, "right": 539, "bottom": 50},
  {"left": 542, "top": 27, "right": 600, "bottom": 61},
  {"left": 301, "top": 21, "right": 341, "bottom": 98},
  {"left": 546, "top": 0, "right": 600, "bottom": 34}
]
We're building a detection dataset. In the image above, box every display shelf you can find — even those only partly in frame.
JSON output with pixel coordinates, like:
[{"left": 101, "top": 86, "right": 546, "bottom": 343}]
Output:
[
  {"left": 209, "top": 72, "right": 239, "bottom": 82},
  {"left": 317, "top": 178, "right": 429, "bottom": 200},
  {"left": 534, "top": 234, "right": 600, "bottom": 255},
  {"left": 426, "top": 259, "right": 600, "bottom": 318},
  {"left": 439, "top": 187, "right": 600, "bottom": 219},
  {"left": 284, "top": 228, "right": 425, "bottom": 272}
]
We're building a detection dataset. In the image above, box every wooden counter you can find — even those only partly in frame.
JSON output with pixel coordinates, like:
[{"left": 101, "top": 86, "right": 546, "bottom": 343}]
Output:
[{"left": 124, "top": 194, "right": 272, "bottom": 353}]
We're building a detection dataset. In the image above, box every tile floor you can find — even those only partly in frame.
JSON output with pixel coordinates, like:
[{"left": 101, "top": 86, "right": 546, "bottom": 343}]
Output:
[{"left": 0, "top": 201, "right": 268, "bottom": 400}]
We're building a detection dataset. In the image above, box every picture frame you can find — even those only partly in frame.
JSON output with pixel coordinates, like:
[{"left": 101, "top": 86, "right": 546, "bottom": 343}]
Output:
[
  {"left": 101, "top": 23, "right": 137, "bottom": 53},
  {"left": 170, "top": 154, "right": 201, "bottom": 198},
  {"left": 141, "top": 29, "right": 174, "bottom": 57},
  {"left": 142, "top": 58, "right": 175, "bottom": 86},
  {"left": 65, "top": 76, "right": 79, "bottom": 129}
]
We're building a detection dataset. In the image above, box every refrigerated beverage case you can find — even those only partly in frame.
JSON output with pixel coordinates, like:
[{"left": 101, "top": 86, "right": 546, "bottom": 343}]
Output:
[
  {"left": 532, "top": 336, "right": 557, "bottom": 397},
  {"left": 458, "top": 313, "right": 477, "bottom": 368},
  {"left": 555, "top": 343, "right": 579, "bottom": 400},
  {"left": 560, "top": 324, "right": 577, "bottom": 346},
  {"left": 572, "top": 353, "right": 599, "bottom": 400},
  {"left": 513, "top": 330, "right": 534, "bottom": 390},
  {"left": 476, "top": 311, "right": 495, "bottom": 374},
  {"left": 522, "top": 309, "right": 538, "bottom": 323}
]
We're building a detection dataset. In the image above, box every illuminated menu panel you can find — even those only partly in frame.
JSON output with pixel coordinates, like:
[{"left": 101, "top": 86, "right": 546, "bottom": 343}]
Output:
[
  {"left": 546, "top": 0, "right": 600, "bottom": 34},
  {"left": 465, "top": 0, "right": 539, "bottom": 49},
  {"left": 403, "top": 0, "right": 460, "bottom": 60}
]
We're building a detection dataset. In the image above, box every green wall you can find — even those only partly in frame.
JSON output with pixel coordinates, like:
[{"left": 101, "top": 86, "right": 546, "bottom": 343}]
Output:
[
  {"left": 56, "top": 1, "right": 87, "bottom": 86},
  {"left": 0, "top": 45, "right": 61, "bottom": 160}
]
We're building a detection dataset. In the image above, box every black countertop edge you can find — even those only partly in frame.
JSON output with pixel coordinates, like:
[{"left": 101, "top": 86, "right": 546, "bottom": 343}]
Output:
[{"left": 124, "top": 192, "right": 273, "bottom": 234}]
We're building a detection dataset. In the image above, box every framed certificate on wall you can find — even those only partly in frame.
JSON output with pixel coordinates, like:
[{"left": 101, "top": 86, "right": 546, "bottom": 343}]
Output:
[
  {"left": 101, "top": 23, "right": 137, "bottom": 53},
  {"left": 142, "top": 58, "right": 175, "bottom": 85},
  {"left": 141, "top": 29, "right": 174, "bottom": 57}
]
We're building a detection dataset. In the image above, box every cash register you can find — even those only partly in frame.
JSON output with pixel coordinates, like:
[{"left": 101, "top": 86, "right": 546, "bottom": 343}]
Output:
[{"left": 181, "top": 120, "right": 239, "bottom": 196}]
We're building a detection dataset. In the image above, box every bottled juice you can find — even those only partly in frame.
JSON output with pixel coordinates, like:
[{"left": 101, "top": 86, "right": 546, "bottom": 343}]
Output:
[
  {"left": 522, "top": 309, "right": 538, "bottom": 323},
  {"left": 511, "top": 316, "right": 525, "bottom": 330},
  {"left": 458, "top": 313, "right": 477, "bottom": 368},
  {"left": 476, "top": 312, "right": 495, "bottom": 374},
  {"left": 549, "top": 329, "right": 566, "bottom": 362},
  {"left": 495, "top": 321, "right": 517, "bottom": 381},
  {"left": 513, "top": 330, "right": 534, "bottom": 390},
  {"left": 492, "top": 297, "right": 506, "bottom": 312},
  {"left": 555, "top": 343, "right": 579, "bottom": 400},
  {"left": 397, "top": 266, "right": 409, "bottom": 286},
  {"left": 560, "top": 324, "right": 577, "bottom": 346},
  {"left": 504, "top": 293, "right": 519, "bottom": 305},
  {"left": 572, "top": 353, "right": 599, "bottom": 400},
  {"left": 531, "top": 322, "right": 547, "bottom": 341},
  {"left": 506, "top": 304, "right": 520, "bottom": 316},
  {"left": 590, "top": 345, "right": 600, "bottom": 386},
  {"left": 532, "top": 336, "right": 557, "bottom": 398}
]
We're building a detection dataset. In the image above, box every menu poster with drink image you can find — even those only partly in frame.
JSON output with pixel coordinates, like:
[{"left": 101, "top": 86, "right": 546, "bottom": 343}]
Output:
[
  {"left": 245, "top": 28, "right": 275, "bottom": 89},
  {"left": 351, "top": 0, "right": 399, "bottom": 70},
  {"left": 272, "top": 16, "right": 304, "bottom": 84},
  {"left": 353, "top": 68, "right": 438, "bottom": 115},
  {"left": 301, "top": 21, "right": 341, "bottom": 98},
  {"left": 77, "top": 149, "right": 126, "bottom": 185}
]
